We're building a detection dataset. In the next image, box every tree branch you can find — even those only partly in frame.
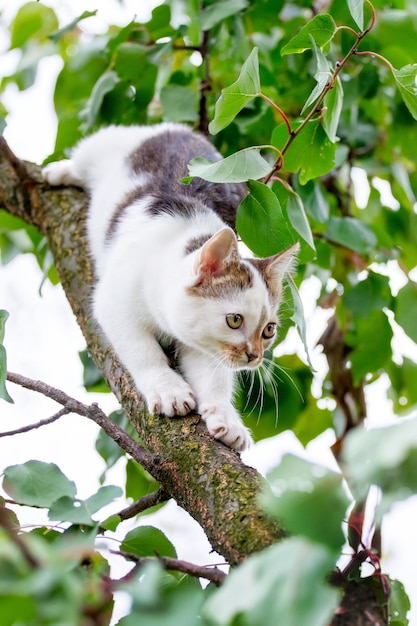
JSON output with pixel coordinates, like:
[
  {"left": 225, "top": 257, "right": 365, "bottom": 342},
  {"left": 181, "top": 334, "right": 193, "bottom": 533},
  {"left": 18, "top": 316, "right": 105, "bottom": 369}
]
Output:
[
  {"left": 113, "top": 550, "right": 227, "bottom": 587},
  {"left": 0, "top": 138, "right": 284, "bottom": 566},
  {"left": 116, "top": 488, "right": 170, "bottom": 521},
  {"left": 0, "top": 406, "right": 70, "bottom": 438},
  {"left": 6, "top": 371, "right": 159, "bottom": 473}
]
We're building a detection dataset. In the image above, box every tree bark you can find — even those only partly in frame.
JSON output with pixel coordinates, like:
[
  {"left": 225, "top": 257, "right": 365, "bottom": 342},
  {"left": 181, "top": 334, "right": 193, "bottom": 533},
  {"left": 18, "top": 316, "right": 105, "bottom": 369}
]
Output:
[
  {"left": 0, "top": 139, "right": 387, "bottom": 624},
  {"left": 0, "top": 138, "right": 284, "bottom": 565}
]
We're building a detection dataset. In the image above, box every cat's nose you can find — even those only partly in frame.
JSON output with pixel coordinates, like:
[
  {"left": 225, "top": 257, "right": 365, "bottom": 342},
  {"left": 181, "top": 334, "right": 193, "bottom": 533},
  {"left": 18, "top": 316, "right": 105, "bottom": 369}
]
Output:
[{"left": 246, "top": 351, "right": 259, "bottom": 363}]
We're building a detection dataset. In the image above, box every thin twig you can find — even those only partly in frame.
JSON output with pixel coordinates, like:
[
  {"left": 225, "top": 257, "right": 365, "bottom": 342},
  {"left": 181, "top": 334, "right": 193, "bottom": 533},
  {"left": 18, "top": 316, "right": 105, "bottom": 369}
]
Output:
[
  {"left": 198, "top": 30, "right": 211, "bottom": 135},
  {"left": 118, "top": 488, "right": 170, "bottom": 521},
  {"left": 98, "top": 488, "right": 170, "bottom": 534},
  {"left": 112, "top": 549, "right": 227, "bottom": 587},
  {"left": 6, "top": 371, "right": 158, "bottom": 472},
  {"left": 0, "top": 505, "right": 40, "bottom": 568},
  {"left": 259, "top": 93, "right": 291, "bottom": 134},
  {"left": 353, "top": 50, "right": 394, "bottom": 71},
  {"left": 0, "top": 407, "right": 70, "bottom": 438}
]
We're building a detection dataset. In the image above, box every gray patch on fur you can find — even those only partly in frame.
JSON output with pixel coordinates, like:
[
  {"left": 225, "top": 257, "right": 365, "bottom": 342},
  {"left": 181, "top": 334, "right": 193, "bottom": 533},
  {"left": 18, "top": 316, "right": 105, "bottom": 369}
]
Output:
[
  {"left": 184, "top": 234, "right": 213, "bottom": 255},
  {"left": 106, "top": 127, "right": 247, "bottom": 242}
]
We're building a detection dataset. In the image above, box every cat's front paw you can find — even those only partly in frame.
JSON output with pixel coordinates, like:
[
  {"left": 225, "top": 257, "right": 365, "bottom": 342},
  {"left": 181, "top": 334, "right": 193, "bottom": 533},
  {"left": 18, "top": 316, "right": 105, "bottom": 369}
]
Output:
[
  {"left": 202, "top": 406, "right": 252, "bottom": 452},
  {"left": 143, "top": 372, "right": 196, "bottom": 417},
  {"left": 43, "top": 160, "right": 81, "bottom": 186}
]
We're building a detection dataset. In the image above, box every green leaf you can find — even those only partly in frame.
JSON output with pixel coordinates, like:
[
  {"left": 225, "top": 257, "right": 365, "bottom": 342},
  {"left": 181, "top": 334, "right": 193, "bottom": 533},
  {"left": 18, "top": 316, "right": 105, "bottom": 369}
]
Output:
[
  {"left": 0, "top": 345, "right": 13, "bottom": 403},
  {"left": 0, "top": 500, "right": 20, "bottom": 538},
  {"left": 48, "top": 11, "right": 97, "bottom": 43},
  {"left": 100, "top": 514, "right": 120, "bottom": 532},
  {"left": 343, "top": 417, "right": 417, "bottom": 512},
  {"left": 236, "top": 180, "right": 295, "bottom": 256},
  {"left": 284, "top": 188, "right": 315, "bottom": 250},
  {"left": 81, "top": 71, "right": 120, "bottom": 130},
  {"left": 3, "top": 461, "right": 76, "bottom": 508},
  {"left": 146, "top": 4, "right": 174, "bottom": 40},
  {"left": 48, "top": 485, "right": 122, "bottom": 525},
  {"left": 121, "top": 525, "right": 177, "bottom": 559},
  {"left": 323, "top": 76, "right": 343, "bottom": 142},
  {"left": 347, "top": 0, "right": 364, "bottom": 31},
  {"left": 388, "top": 357, "right": 417, "bottom": 413},
  {"left": 261, "top": 455, "right": 349, "bottom": 550},
  {"left": 395, "top": 280, "right": 417, "bottom": 344},
  {"left": 160, "top": 85, "right": 198, "bottom": 123},
  {"left": 293, "top": 402, "right": 333, "bottom": 448},
  {"left": 126, "top": 459, "right": 160, "bottom": 503},
  {"left": 281, "top": 14, "right": 337, "bottom": 55},
  {"left": 325, "top": 216, "right": 377, "bottom": 254},
  {"left": 298, "top": 180, "right": 330, "bottom": 223},
  {"left": 0, "top": 310, "right": 13, "bottom": 403},
  {"left": 187, "top": 148, "right": 272, "bottom": 183},
  {"left": 302, "top": 40, "right": 332, "bottom": 112},
  {"left": 114, "top": 42, "right": 158, "bottom": 111},
  {"left": 389, "top": 578, "right": 411, "bottom": 626},
  {"left": 343, "top": 272, "right": 392, "bottom": 319},
  {"left": 288, "top": 278, "right": 315, "bottom": 371},
  {"left": 114, "top": 42, "right": 147, "bottom": 80},
  {"left": 197, "top": 0, "right": 249, "bottom": 31},
  {"left": 10, "top": 1, "right": 59, "bottom": 49},
  {"left": 0, "top": 596, "right": 36, "bottom": 624},
  {"left": 95, "top": 410, "right": 130, "bottom": 480},
  {"left": 203, "top": 538, "right": 340, "bottom": 626},
  {"left": 79, "top": 348, "right": 108, "bottom": 392},
  {"left": 120, "top": 561, "right": 205, "bottom": 626},
  {"left": 209, "top": 47, "right": 260, "bottom": 134},
  {"left": 272, "top": 121, "right": 336, "bottom": 184},
  {"left": 348, "top": 310, "right": 393, "bottom": 384},
  {"left": 392, "top": 65, "right": 417, "bottom": 121}
]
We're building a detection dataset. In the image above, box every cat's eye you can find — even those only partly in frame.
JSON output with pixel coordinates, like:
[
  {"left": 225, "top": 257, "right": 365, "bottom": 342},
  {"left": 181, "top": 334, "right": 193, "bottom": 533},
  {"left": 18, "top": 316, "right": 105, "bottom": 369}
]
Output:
[
  {"left": 226, "top": 313, "right": 243, "bottom": 329},
  {"left": 262, "top": 323, "right": 277, "bottom": 339}
]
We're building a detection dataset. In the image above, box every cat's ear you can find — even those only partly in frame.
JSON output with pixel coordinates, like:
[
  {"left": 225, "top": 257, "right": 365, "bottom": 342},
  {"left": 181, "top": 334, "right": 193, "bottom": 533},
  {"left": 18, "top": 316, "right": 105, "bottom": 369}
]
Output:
[
  {"left": 265, "top": 242, "right": 299, "bottom": 284},
  {"left": 194, "top": 227, "right": 239, "bottom": 279},
  {"left": 250, "top": 242, "right": 299, "bottom": 292}
]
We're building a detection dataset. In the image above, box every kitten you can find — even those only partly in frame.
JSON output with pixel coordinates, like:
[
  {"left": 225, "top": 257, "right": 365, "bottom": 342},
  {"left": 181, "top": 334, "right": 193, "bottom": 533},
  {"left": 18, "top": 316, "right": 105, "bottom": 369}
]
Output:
[{"left": 44, "top": 123, "right": 298, "bottom": 452}]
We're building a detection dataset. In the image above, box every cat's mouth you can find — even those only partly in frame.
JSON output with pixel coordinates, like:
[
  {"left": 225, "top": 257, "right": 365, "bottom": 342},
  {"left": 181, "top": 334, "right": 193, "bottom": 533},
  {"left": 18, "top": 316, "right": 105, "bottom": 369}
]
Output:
[{"left": 219, "top": 342, "right": 263, "bottom": 370}]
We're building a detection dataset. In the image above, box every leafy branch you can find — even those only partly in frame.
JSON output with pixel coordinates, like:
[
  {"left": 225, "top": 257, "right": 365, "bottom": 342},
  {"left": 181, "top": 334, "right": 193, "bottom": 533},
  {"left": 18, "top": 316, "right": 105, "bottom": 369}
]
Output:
[{"left": 205, "top": 0, "right": 416, "bottom": 190}]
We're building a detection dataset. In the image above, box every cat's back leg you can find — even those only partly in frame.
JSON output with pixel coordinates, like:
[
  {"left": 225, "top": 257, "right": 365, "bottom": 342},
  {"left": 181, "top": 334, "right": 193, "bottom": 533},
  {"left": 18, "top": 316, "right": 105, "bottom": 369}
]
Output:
[{"left": 43, "top": 125, "right": 152, "bottom": 189}]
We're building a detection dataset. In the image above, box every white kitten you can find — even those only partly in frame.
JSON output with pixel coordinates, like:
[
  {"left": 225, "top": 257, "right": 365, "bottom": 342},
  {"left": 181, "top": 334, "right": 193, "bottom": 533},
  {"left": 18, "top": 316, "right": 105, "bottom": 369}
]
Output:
[{"left": 44, "top": 123, "right": 298, "bottom": 452}]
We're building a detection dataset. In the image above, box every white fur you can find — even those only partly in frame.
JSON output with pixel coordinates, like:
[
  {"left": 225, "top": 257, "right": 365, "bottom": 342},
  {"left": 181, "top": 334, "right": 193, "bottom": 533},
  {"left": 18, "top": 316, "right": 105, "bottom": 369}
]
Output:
[{"left": 43, "top": 124, "right": 294, "bottom": 452}]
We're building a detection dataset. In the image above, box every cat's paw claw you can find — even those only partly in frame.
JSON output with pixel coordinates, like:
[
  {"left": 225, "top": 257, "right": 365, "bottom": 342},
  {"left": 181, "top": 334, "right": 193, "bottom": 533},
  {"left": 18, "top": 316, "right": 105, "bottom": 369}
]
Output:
[
  {"left": 203, "top": 408, "right": 252, "bottom": 452},
  {"left": 146, "top": 384, "right": 196, "bottom": 418}
]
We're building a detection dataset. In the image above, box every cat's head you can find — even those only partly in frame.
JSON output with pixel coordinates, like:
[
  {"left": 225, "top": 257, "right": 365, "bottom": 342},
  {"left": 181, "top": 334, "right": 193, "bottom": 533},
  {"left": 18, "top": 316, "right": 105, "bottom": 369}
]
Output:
[{"left": 175, "top": 228, "right": 298, "bottom": 370}]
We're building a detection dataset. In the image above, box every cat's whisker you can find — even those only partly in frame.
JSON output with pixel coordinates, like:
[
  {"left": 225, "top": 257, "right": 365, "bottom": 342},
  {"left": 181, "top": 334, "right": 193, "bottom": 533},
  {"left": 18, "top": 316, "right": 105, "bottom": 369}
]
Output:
[
  {"left": 260, "top": 361, "right": 280, "bottom": 427},
  {"left": 242, "top": 369, "right": 257, "bottom": 412},
  {"left": 255, "top": 369, "right": 265, "bottom": 423},
  {"left": 267, "top": 357, "right": 305, "bottom": 404}
]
